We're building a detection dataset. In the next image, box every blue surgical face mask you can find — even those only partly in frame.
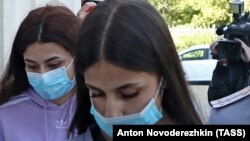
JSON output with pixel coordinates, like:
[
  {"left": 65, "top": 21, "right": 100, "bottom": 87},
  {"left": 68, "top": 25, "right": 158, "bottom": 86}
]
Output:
[
  {"left": 26, "top": 59, "right": 76, "bottom": 100},
  {"left": 90, "top": 77, "right": 164, "bottom": 137}
]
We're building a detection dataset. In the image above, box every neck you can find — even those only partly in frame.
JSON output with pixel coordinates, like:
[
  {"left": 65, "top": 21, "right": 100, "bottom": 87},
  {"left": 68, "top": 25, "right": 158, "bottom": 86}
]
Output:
[
  {"left": 157, "top": 113, "right": 174, "bottom": 125},
  {"left": 101, "top": 132, "right": 112, "bottom": 141}
]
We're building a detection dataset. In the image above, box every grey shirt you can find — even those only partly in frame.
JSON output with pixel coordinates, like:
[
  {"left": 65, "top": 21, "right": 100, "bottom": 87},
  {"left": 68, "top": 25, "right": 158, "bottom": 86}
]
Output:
[{"left": 207, "top": 96, "right": 250, "bottom": 124}]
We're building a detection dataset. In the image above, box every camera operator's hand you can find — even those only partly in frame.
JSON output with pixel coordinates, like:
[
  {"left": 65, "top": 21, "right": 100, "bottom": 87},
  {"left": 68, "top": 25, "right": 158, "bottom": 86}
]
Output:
[
  {"left": 210, "top": 40, "right": 220, "bottom": 55},
  {"left": 210, "top": 39, "right": 228, "bottom": 66},
  {"left": 234, "top": 38, "right": 250, "bottom": 63},
  {"left": 77, "top": 2, "right": 97, "bottom": 22}
]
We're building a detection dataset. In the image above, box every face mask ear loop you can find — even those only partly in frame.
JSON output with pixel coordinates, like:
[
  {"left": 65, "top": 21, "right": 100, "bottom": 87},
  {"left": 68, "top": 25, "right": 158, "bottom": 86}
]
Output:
[
  {"left": 154, "top": 76, "right": 164, "bottom": 113},
  {"left": 66, "top": 58, "right": 74, "bottom": 70},
  {"left": 89, "top": 90, "right": 95, "bottom": 107},
  {"left": 154, "top": 76, "right": 164, "bottom": 99}
]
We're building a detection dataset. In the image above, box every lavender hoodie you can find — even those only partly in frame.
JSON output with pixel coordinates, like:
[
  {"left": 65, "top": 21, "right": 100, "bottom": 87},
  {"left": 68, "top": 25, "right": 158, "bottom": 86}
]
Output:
[{"left": 0, "top": 88, "right": 76, "bottom": 141}]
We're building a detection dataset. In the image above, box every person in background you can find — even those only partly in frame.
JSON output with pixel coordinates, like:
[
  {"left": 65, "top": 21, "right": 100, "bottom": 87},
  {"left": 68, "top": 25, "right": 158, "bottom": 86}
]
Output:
[
  {"left": 207, "top": 37, "right": 250, "bottom": 124},
  {"left": 77, "top": 0, "right": 102, "bottom": 22},
  {"left": 68, "top": 0, "right": 202, "bottom": 140},
  {"left": 0, "top": 5, "right": 81, "bottom": 141}
]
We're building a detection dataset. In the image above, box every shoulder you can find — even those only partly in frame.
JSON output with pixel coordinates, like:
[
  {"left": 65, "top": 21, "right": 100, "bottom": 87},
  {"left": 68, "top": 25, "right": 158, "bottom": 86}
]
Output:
[
  {"left": 207, "top": 95, "right": 250, "bottom": 124},
  {"left": 0, "top": 91, "right": 30, "bottom": 109}
]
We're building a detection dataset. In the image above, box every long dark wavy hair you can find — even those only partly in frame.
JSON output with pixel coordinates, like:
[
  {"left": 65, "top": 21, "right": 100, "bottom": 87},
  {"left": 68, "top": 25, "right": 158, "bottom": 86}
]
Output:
[
  {"left": 0, "top": 6, "right": 81, "bottom": 105},
  {"left": 69, "top": 0, "right": 202, "bottom": 136}
]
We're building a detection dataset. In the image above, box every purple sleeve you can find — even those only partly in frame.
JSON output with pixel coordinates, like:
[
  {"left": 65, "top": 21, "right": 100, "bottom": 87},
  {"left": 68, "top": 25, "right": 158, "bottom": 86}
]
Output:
[{"left": 0, "top": 118, "right": 4, "bottom": 141}]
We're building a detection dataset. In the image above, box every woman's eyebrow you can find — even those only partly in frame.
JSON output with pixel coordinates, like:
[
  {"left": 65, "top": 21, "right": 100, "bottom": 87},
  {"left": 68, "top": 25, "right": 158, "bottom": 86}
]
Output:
[
  {"left": 24, "top": 56, "right": 62, "bottom": 64},
  {"left": 24, "top": 59, "right": 36, "bottom": 63},
  {"left": 85, "top": 84, "right": 104, "bottom": 92},
  {"left": 116, "top": 83, "right": 140, "bottom": 90},
  {"left": 85, "top": 82, "right": 141, "bottom": 92},
  {"left": 44, "top": 56, "right": 61, "bottom": 63}
]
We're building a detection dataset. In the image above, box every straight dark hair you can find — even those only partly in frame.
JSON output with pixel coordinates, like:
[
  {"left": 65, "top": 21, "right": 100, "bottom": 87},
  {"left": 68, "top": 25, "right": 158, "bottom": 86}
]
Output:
[
  {"left": 69, "top": 0, "right": 202, "bottom": 136},
  {"left": 0, "top": 6, "right": 81, "bottom": 105}
]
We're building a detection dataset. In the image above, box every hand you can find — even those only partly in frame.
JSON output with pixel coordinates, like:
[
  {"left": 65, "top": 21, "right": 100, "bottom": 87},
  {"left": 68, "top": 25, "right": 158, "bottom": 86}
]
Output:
[
  {"left": 209, "top": 39, "right": 221, "bottom": 55},
  {"left": 234, "top": 38, "right": 250, "bottom": 63},
  {"left": 77, "top": 2, "right": 97, "bottom": 22},
  {"left": 210, "top": 39, "right": 228, "bottom": 66}
]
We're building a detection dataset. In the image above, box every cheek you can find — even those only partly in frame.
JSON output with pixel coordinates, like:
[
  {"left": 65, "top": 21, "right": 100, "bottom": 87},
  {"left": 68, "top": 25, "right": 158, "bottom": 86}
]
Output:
[
  {"left": 125, "top": 101, "right": 143, "bottom": 114},
  {"left": 124, "top": 96, "right": 152, "bottom": 114},
  {"left": 92, "top": 98, "right": 106, "bottom": 114},
  {"left": 67, "top": 67, "right": 75, "bottom": 80},
  {"left": 92, "top": 97, "right": 145, "bottom": 116},
  {"left": 155, "top": 95, "right": 162, "bottom": 109}
]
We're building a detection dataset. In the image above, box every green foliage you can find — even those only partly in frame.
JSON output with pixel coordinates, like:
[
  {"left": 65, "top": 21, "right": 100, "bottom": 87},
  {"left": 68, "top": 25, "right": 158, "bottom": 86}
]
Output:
[
  {"left": 149, "top": 0, "right": 250, "bottom": 51},
  {"left": 149, "top": 0, "right": 250, "bottom": 27},
  {"left": 172, "top": 28, "right": 218, "bottom": 52},
  {"left": 182, "top": 49, "right": 204, "bottom": 60}
]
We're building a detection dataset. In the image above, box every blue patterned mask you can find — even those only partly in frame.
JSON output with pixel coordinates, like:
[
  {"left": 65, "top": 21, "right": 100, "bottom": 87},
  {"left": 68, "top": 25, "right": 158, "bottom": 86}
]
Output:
[
  {"left": 90, "top": 77, "right": 164, "bottom": 137},
  {"left": 26, "top": 59, "right": 76, "bottom": 100}
]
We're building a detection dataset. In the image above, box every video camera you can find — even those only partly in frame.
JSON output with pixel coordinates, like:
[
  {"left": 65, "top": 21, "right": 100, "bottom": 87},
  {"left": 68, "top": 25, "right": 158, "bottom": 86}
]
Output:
[{"left": 216, "top": 0, "right": 250, "bottom": 60}]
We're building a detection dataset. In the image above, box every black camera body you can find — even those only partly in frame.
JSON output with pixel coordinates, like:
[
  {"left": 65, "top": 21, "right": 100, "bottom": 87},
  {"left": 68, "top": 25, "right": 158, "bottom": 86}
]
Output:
[
  {"left": 216, "top": 0, "right": 250, "bottom": 60},
  {"left": 217, "top": 40, "right": 242, "bottom": 60},
  {"left": 217, "top": 22, "right": 250, "bottom": 60}
]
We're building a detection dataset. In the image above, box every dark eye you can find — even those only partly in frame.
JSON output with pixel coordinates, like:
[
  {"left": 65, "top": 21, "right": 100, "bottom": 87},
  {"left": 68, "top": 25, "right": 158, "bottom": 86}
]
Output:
[
  {"left": 90, "top": 92, "right": 104, "bottom": 98},
  {"left": 89, "top": 89, "right": 104, "bottom": 98},
  {"left": 48, "top": 63, "right": 61, "bottom": 69},
  {"left": 121, "top": 92, "right": 139, "bottom": 99},
  {"left": 26, "top": 64, "right": 38, "bottom": 70}
]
